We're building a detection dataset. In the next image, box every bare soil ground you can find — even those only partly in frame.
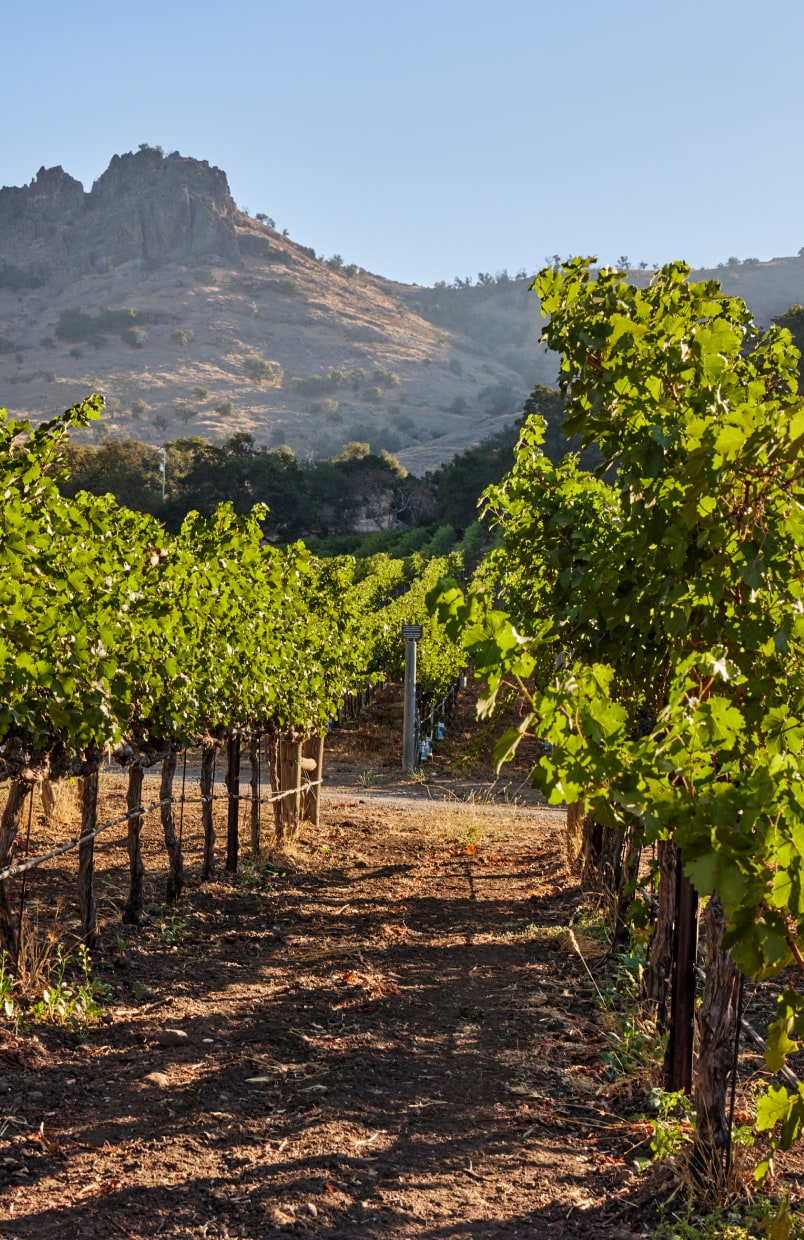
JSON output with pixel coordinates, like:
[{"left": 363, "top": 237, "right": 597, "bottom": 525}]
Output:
[{"left": 0, "top": 687, "right": 800, "bottom": 1238}]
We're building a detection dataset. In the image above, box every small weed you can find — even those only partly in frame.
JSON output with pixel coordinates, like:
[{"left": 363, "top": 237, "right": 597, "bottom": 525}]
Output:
[
  {"left": 0, "top": 952, "right": 17, "bottom": 1019},
  {"left": 598, "top": 945, "right": 665, "bottom": 1082},
  {"left": 357, "top": 768, "right": 375, "bottom": 788},
  {"left": 634, "top": 1089, "right": 694, "bottom": 1170},
  {"left": 569, "top": 902, "right": 613, "bottom": 945},
  {"left": 29, "top": 943, "right": 112, "bottom": 1036},
  {"left": 651, "top": 1194, "right": 804, "bottom": 1239},
  {"left": 237, "top": 860, "right": 287, "bottom": 890},
  {"left": 158, "top": 907, "right": 186, "bottom": 950}
]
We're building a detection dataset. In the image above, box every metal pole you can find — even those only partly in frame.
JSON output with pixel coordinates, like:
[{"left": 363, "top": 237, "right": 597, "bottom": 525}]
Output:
[{"left": 403, "top": 638, "right": 417, "bottom": 770}]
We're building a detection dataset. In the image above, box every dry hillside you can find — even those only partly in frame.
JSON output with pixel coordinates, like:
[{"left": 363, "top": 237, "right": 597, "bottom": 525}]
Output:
[{"left": 2, "top": 147, "right": 804, "bottom": 473}]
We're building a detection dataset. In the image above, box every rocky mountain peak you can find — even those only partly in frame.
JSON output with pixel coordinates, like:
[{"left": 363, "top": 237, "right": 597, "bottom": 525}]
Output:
[{"left": 0, "top": 146, "right": 242, "bottom": 279}]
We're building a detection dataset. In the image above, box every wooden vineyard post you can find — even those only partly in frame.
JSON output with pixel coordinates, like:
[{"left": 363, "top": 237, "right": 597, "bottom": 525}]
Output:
[
  {"left": 160, "top": 750, "right": 186, "bottom": 902},
  {"left": 249, "top": 734, "right": 260, "bottom": 856},
  {"left": 665, "top": 857, "right": 699, "bottom": 1093},
  {"left": 123, "top": 763, "right": 146, "bottom": 924},
  {"left": 225, "top": 733, "right": 241, "bottom": 874},
  {"left": 564, "top": 802, "right": 586, "bottom": 872},
  {"left": 200, "top": 744, "right": 216, "bottom": 880},
  {"left": 78, "top": 771, "right": 99, "bottom": 947},
  {"left": 303, "top": 735, "right": 325, "bottom": 827},
  {"left": 0, "top": 779, "right": 34, "bottom": 958},
  {"left": 279, "top": 737, "right": 303, "bottom": 841}
]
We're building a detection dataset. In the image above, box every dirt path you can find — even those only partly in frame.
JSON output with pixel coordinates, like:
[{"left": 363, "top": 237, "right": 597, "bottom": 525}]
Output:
[{"left": 0, "top": 785, "right": 649, "bottom": 1239}]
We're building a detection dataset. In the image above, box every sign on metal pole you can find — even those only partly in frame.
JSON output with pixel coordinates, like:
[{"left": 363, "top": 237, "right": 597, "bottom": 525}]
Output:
[{"left": 402, "top": 623, "right": 421, "bottom": 769}]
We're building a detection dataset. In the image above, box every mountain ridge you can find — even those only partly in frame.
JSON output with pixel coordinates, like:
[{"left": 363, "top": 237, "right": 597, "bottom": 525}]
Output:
[{"left": 1, "top": 146, "right": 803, "bottom": 474}]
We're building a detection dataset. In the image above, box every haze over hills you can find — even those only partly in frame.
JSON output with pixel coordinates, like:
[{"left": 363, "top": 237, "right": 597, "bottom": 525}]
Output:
[{"left": 2, "top": 145, "right": 804, "bottom": 474}]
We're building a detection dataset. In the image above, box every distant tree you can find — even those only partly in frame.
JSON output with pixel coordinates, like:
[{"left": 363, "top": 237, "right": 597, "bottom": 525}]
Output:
[
  {"left": 123, "top": 326, "right": 147, "bottom": 348},
  {"left": 191, "top": 386, "right": 209, "bottom": 401},
  {"left": 153, "top": 414, "right": 169, "bottom": 432},
  {"left": 727, "top": 256, "right": 741, "bottom": 267},
  {"left": 243, "top": 356, "right": 278, "bottom": 383},
  {"left": 215, "top": 400, "right": 235, "bottom": 416},
  {"left": 363, "top": 385, "right": 382, "bottom": 404},
  {"left": 450, "top": 395, "right": 468, "bottom": 414},
  {"left": 171, "top": 328, "right": 193, "bottom": 346},
  {"left": 255, "top": 213, "right": 276, "bottom": 228},
  {"left": 479, "top": 381, "right": 516, "bottom": 415},
  {"left": 616, "top": 255, "right": 630, "bottom": 271},
  {"left": 334, "top": 441, "right": 371, "bottom": 461},
  {"left": 326, "top": 255, "right": 344, "bottom": 270},
  {"left": 131, "top": 399, "right": 150, "bottom": 418},
  {"left": 61, "top": 437, "right": 164, "bottom": 511}
]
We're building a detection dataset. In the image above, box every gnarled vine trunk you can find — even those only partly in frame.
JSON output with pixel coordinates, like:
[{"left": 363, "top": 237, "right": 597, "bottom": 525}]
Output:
[
  {"left": 123, "top": 763, "right": 146, "bottom": 924},
  {"left": 249, "top": 734, "right": 260, "bottom": 856},
  {"left": 643, "top": 839, "right": 677, "bottom": 1022},
  {"left": 200, "top": 744, "right": 217, "bottom": 880},
  {"left": 691, "top": 895, "right": 741, "bottom": 1196},
  {"left": 160, "top": 751, "right": 186, "bottom": 902},
  {"left": 78, "top": 770, "right": 99, "bottom": 946},
  {"left": 0, "top": 779, "right": 34, "bottom": 959}
]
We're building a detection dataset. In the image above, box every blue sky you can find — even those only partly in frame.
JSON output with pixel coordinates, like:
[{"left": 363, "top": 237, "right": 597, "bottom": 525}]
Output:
[{"left": 4, "top": 0, "right": 804, "bottom": 286}]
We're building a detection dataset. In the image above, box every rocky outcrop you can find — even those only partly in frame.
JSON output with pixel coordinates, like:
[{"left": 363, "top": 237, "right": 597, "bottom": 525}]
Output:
[{"left": 0, "top": 146, "right": 241, "bottom": 279}]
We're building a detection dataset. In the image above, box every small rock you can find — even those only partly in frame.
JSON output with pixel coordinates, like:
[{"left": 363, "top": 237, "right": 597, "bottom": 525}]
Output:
[
  {"left": 157, "top": 1028, "right": 188, "bottom": 1047},
  {"left": 144, "top": 1072, "right": 171, "bottom": 1089},
  {"left": 307, "top": 1202, "right": 318, "bottom": 1218},
  {"left": 27, "top": 1091, "right": 43, "bottom": 1101},
  {"left": 267, "top": 1205, "right": 295, "bottom": 1227}
]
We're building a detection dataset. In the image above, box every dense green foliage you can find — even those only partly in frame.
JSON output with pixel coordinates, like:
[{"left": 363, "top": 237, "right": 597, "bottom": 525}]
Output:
[
  {"left": 1, "top": 400, "right": 465, "bottom": 779},
  {"left": 59, "top": 382, "right": 570, "bottom": 542},
  {"left": 61, "top": 433, "right": 423, "bottom": 541},
  {"left": 433, "top": 258, "right": 804, "bottom": 1162}
]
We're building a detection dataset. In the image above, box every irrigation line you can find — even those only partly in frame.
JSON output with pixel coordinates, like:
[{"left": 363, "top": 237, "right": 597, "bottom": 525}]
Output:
[{"left": 0, "top": 778, "right": 323, "bottom": 884}]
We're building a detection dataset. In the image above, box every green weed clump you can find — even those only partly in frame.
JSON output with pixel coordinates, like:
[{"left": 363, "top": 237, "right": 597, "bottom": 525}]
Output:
[{"left": 1, "top": 942, "right": 111, "bottom": 1037}]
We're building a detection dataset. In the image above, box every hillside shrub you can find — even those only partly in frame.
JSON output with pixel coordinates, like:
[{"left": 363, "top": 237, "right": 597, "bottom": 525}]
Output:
[
  {"left": 243, "top": 357, "right": 279, "bottom": 383},
  {"left": 122, "top": 326, "right": 147, "bottom": 348}
]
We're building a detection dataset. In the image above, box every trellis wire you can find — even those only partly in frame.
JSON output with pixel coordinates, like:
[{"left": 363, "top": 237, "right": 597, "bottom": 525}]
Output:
[{"left": 0, "top": 777, "right": 323, "bottom": 884}]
